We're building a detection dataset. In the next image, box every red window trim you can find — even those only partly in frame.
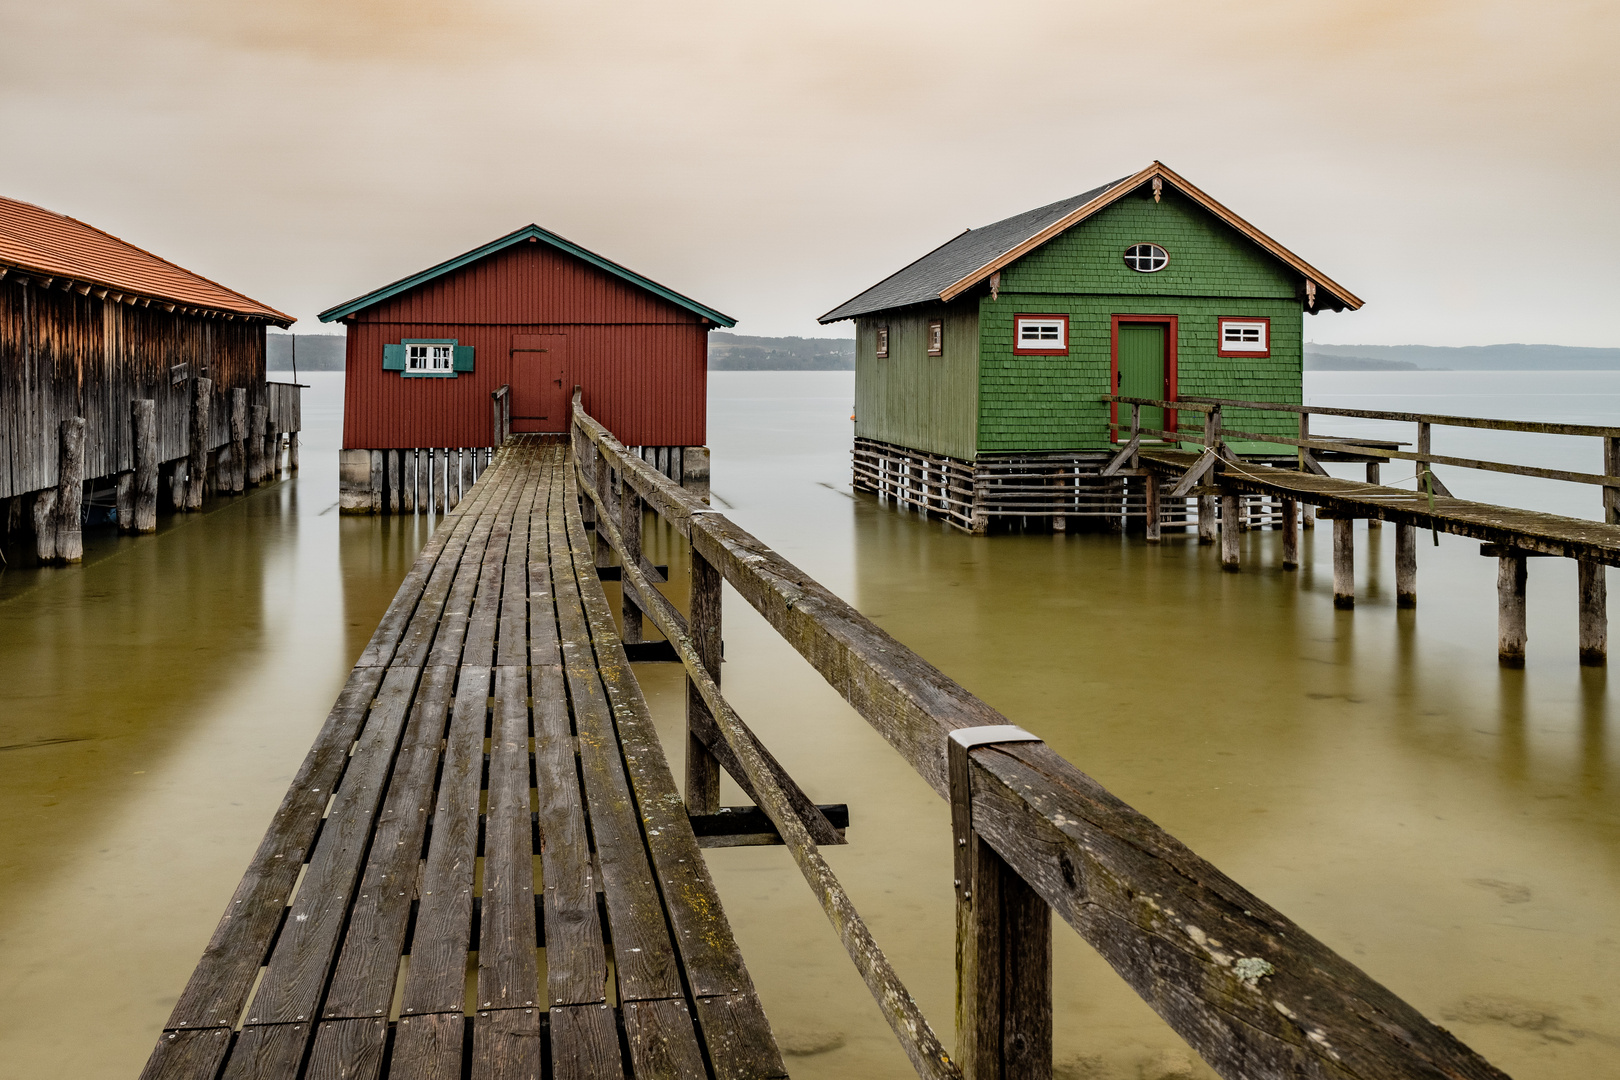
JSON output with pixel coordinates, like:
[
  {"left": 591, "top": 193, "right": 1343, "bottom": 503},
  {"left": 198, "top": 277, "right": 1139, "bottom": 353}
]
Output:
[
  {"left": 927, "top": 319, "right": 944, "bottom": 357},
  {"left": 1217, "top": 316, "right": 1271, "bottom": 358},
  {"left": 1109, "top": 314, "right": 1179, "bottom": 441},
  {"left": 1013, "top": 313, "right": 1070, "bottom": 356}
]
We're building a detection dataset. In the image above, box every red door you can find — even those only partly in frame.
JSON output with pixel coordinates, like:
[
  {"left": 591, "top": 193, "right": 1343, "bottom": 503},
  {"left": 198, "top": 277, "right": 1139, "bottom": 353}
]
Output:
[{"left": 510, "top": 334, "right": 567, "bottom": 433}]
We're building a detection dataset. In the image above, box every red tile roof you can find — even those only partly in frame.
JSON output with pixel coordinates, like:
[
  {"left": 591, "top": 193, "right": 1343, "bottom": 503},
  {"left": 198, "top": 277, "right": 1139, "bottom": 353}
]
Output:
[{"left": 0, "top": 195, "right": 293, "bottom": 325}]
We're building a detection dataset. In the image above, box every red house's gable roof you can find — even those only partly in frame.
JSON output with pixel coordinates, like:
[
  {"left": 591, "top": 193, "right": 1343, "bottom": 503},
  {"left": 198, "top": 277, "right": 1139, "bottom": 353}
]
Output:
[{"left": 0, "top": 195, "right": 293, "bottom": 325}]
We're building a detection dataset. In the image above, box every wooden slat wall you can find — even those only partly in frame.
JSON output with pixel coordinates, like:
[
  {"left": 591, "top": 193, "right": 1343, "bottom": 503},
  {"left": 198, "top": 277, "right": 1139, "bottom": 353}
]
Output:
[{"left": 0, "top": 276, "right": 281, "bottom": 499}]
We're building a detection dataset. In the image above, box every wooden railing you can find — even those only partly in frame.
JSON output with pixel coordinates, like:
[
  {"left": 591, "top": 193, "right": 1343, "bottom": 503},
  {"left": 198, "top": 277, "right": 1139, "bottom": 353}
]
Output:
[
  {"left": 570, "top": 391, "right": 1510, "bottom": 1080},
  {"left": 491, "top": 384, "right": 511, "bottom": 447},
  {"left": 1113, "top": 393, "right": 1620, "bottom": 521}
]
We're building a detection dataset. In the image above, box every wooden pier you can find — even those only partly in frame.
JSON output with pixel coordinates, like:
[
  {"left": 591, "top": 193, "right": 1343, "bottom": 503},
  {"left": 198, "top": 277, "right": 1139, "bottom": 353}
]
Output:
[{"left": 143, "top": 399, "right": 1519, "bottom": 1080}]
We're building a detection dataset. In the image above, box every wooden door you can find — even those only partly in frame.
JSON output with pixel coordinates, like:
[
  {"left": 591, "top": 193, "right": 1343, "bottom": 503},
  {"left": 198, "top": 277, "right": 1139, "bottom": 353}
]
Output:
[
  {"left": 510, "top": 334, "right": 567, "bottom": 433},
  {"left": 1115, "top": 322, "right": 1171, "bottom": 438}
]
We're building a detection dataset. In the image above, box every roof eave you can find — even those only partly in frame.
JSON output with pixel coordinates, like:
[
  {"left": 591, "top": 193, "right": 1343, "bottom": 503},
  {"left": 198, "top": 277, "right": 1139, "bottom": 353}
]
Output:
[
  {"left": 0, "top": 259, "right": 294, "bottom": 326},
  {"left": 319, "top": 225, "right": 736, "bottom": 327}
]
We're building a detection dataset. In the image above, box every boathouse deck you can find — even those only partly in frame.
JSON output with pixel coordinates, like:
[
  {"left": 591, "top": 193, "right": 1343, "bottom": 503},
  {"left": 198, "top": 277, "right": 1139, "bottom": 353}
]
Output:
[{"left": 140, "top": 436, "right": 784, "bottom": 1080}]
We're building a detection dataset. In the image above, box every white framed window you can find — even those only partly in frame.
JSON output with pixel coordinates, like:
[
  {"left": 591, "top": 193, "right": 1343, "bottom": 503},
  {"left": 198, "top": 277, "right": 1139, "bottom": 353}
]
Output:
[
  {"left": 875, "top": 325, "right": 889, "bottom": 358},
  {"left": 407, "top": 343, "right": 455, "bottom": 373},
  {"left": 1123, "top": 243, "right": 1169, "bottom": 273},
  {"left": 1014, "top": 314, "right": 1069, "bottom": 355},
  {"left": 927, "top": 319, "right": 943, "bottom": 357},
  {"left": 1217, "top": 317, "right": 1270, "bottom": 357}
]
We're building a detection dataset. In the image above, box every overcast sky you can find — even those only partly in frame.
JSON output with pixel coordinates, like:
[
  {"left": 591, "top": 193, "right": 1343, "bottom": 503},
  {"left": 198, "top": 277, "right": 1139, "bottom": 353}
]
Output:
[{"left": 2, "top": 0, "right": 1615, "bottom": 344}]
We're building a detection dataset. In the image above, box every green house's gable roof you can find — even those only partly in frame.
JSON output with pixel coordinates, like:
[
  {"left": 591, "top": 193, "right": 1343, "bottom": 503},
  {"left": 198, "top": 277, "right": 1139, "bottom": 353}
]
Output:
[
  {"left": 819, "top": 162, "right": 1360, "bottom": 322},
  {"left": 319, "top": 224, "right": 737, "bottom": 326}
]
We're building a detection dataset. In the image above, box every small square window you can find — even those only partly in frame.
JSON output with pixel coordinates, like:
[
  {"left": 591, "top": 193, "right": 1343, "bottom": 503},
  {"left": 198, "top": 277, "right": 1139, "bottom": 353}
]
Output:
[
  {"left": 927, "top": 320, "right": 944, "bottom": 357},
  {"left": 1014, "top": 315, "right": 1069, "bottom": 355},
  {"left": 1217, "top": 318, "right": 1270, "bottom": 357},
  {"left": 407, "top": 343, "right": 455, "bottom": 373},
  {"left": 875, "top": 325, "right": 889, "bottom": 358}
]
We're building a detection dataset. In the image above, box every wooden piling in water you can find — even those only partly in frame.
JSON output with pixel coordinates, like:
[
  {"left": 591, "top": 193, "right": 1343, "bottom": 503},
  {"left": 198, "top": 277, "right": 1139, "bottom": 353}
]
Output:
[
  {"left": 1197, "top": 492, "right": 1217, "bottom": 544},
  {"left": 1498, "top": 553, "right": 1527, "bottom": 666},
  {"left": 1578, "top": 558, "right": 1606, "bottom": 665},
  {"left": 686, "top": 549, "right": 723, "bottom": 815},
  {"left": 116, "top": 471, "right": 133, "bottom": 531},
  {"left": 1333, "top": 518, "right": 1355, "bottom": 608},
  {"left": 133, "top": 399, "right": 157, "bottom": 533},
  {"left": 1281, "top": 497, "right": 1298, "bottom": 569},
  {"left": 229, "top": 389, "right": 247, "bottom": 493},
  {"left": 373, "top": 451, "right": 388, "bottom": 513},
  {"left": 387, "top": 450, "right": 400, "bottom": 513},
  {"left": 187, "top": 379, "right": 210, "bottom": 510},
  {"left": 54, "top": 417, "right": 86, "bottom": 563},
  {"left": 1396, "top": 523, "right": 1417, "bottom": 608},
  {"left": 288, "top": 432, "right": 299, "bottom": 473},
  {"left": 247, "top": 405, "right": 267, "bottom": 485},
  {"left": 1220, "top": 491, "right": 1240, "bottom": 571},
  {"left": 32, "top": 488, "right": 57, "bottom": 562},
  {"left": 1144, "top": 473, "right": 1160, "bottom": 543}
]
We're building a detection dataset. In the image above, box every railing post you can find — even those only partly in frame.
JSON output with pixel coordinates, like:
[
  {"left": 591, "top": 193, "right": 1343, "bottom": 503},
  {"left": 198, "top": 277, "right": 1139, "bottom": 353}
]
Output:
[
  {"left": 951, "top": 729, "right": 1051, "bottom": 1080},
  {"left": 594, "top": 445, "right": 612, "bottom": 568},
  {"left": 1605, "top": 436, "right": 1620, "bottom": 524},
  {"left": 686, "top": 547, "right": 723, "bottom": 814},
  {"left": 1365, "top": 461, "right": 1380, "bottom": 529},
  {"left": 621, "top": 485, "right": 644, "bottom": 643},
  {"left": 1298, "top": 410, "right": 1309, "bottom": 472},
  {"left": 1418, "top": 422, "right": 1433, "bottom": 498}
]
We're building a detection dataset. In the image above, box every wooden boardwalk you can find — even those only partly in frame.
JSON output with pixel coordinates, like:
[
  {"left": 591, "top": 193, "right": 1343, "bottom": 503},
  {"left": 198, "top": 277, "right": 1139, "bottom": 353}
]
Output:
[
  {"left": 1142, "top": 447, "right": 1620, "bottom": 564},
  {"left": 141, "top": 436, "right": 784, "bottom": 1080}
]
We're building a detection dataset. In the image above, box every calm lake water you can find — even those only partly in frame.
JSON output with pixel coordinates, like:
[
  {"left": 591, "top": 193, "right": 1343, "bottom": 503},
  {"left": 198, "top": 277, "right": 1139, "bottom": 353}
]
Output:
[{"left": 1, "top": 370, "right": 1616, "bottom": 1078}]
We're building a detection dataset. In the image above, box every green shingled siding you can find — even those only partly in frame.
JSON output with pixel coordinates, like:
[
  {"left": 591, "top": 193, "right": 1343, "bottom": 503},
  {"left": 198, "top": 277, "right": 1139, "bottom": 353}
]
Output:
[
  {"left": 853, "top": 307, "right": 978, "bottom": 459},
  {"left": 978, "top": 187, "right": 1304, "bottom": 452}
]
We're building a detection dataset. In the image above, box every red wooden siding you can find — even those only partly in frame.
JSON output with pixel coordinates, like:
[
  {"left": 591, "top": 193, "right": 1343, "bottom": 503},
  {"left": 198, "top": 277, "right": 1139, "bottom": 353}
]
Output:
[{"left": 342, "top": 241, "right": 709, "bottom": 449}]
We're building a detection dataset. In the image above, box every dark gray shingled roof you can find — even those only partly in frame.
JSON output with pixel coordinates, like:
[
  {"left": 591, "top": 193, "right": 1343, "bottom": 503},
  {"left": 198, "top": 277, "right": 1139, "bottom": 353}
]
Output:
[{"left": 819, "top": 178, "right": 1124, "bottom": 323}]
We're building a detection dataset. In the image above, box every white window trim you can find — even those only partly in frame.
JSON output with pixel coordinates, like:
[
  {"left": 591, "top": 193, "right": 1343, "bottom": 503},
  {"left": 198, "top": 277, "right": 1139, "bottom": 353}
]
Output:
[
  {"left": 1014, "top": 316, "right": 1067, "bottom": 353},
  {"left": 406, "top": 342, "right": 456, "bottom": 376},
  {"left": 1219, "top": 319, "right": 1269, "bottom": 354}
]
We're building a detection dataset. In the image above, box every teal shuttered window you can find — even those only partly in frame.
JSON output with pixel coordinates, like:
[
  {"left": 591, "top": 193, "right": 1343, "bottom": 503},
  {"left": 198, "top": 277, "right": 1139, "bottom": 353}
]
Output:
[
  {"left": 383, "top": 343, "right": 406, "bottom": 371},
  {"left": 453, "top": 345, "right": 475, "bottom": 372},
  {"left": 391, "top": 338, "right": 467, "bottom": 377}
]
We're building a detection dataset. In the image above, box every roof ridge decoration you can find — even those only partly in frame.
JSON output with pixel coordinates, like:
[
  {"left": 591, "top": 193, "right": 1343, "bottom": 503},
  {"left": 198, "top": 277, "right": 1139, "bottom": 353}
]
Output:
[
  {"left": 319, "top": 224, "right": 737, "bottom": 326},
  {"left": 0, "top": 195, "right": 294, "bottom": 325},
  {"left": 819, "top": 162, "right": 1362, "bottom": 323}
]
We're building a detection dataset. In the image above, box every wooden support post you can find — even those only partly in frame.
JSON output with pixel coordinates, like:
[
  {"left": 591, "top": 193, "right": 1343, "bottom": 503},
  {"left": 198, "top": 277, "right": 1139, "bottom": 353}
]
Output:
[
  {"left": 170, "top": 459, "right": 188, "bottom": 511},
  {"left": 55, "top": 417, "right": 86, "bottom": 563},
  {"left": 116, "top": 471, "right": 134, "bottom": 531},
  {"left": 1281, "top": 497, "right": 1298, "bottom": 570},
  {"left": 372, "top": 450, "right": 387, "bottom": 514},
  {"left": 1219, "top": 491, "right": 1239, "bottom": 572},
  {"left": 386, "top": 450, "right": 400, "bottom": 514},
  {"left": 263, "top": 417, "right": 277, "bottom": 479},
  {"left": 621, "top": 489, "right": 644, "bottom": 643},
  {"left": 288, "top": 431, "right": 299, "bottom": 473},
  {"left": 400, "top": 450, "right": 415, "bottom": 514},
  {"left": 248, "top": 404, "right": 268, "bottom": 486},
  {"left": 32, "top": 488, "right": 57, "bottom": 562},
  {"left": 1365, "top": 462, "right": 1381, "bottom": 529},
  {"left": 433, "top": 449, "right": 446, "bottom": 513},
  {"left": 1197, "top": 492, "right": 1217, "bottom": 544},
  {"left": 1298, "top": 411, "right": 1309, "bottom": 473},
  {"left": 1302, "top": 502, "right": 1315, "bottom": 530},
  {"left": 131, "top": 399, "right": 157, "bottom": 533},
  {"left": 460, "top": 447, "right": 474, "bottom": 499},
  {"left": 187, "top": 378, "right": 210, "bottom": 510},
  {"left": 1498, "top": 553, "right": 1527, "bottom": 667},
  {"left": 1578, "top": 559, "right": 1606, "bottom": 666},
  {"left": 1606, "top": 437, "right": 1620, "bottom": 524},
  {"left": 1333, "top": 518, "right": 1355, "bottom": 609},
  {"left": 229, "top": 388, "right": 247, "bottom": 493},
  {"left": 686, "top": 549, "right": 723, "bottom": 815},
  {"left": 1144, "top": 472, "right": 1160, "bottom": 543},
  {"left": 951, "top": 734, "right": 1052, "bottom": 1080},
  {"left": 1396, "top": 523, "right": 1417, "bottom": 608}
]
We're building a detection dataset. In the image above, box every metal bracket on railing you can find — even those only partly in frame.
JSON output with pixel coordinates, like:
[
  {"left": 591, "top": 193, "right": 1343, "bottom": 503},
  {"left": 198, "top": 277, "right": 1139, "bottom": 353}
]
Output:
[{"left": 948, "top": 726, "right": 1043, "bottom": 899}]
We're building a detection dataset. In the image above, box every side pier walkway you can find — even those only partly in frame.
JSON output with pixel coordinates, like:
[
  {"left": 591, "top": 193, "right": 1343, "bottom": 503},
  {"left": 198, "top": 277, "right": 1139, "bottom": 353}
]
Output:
[{"left": 141, "top": 436, "right": 784, "bottom": 1080}]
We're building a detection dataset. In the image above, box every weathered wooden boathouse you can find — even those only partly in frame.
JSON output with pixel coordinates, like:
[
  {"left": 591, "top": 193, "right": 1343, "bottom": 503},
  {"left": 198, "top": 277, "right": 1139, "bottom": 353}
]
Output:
[
  {"left": 0, "top": 195, "right": 301, "bottom": 564},
  {"left": 820, "top": 161, "right": 1363, "bottom": 532},
  {"left": 319, "top": 224, "right": 735, "bottom": 514}
]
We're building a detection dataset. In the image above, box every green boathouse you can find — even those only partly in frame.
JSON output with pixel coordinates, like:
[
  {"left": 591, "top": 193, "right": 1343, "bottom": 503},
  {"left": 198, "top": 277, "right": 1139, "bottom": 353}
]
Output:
[{"left": 819, "top": 161, "right": 1361, "bottom": 532}]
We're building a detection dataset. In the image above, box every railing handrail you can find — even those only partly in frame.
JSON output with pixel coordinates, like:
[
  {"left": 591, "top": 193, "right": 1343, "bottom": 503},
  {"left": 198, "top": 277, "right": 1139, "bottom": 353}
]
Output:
[
  {"left": 569, "top": 398, "right": 1510, "bottom": 1080},
  {"left": 1178, "top": 394, "right": 1620, "bottom": 439}
]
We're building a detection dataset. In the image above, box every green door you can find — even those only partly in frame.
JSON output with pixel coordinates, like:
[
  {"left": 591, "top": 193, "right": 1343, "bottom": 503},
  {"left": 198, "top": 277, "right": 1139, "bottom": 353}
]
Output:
[{"left": 1117, "top": 323, "right": 1168, "bottom": 438}]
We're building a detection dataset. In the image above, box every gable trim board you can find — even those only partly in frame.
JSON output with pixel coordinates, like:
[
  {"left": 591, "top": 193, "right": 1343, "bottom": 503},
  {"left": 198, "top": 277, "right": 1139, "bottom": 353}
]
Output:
[{"left": 320, "top": 224, "right": 736, "bottom": 326}]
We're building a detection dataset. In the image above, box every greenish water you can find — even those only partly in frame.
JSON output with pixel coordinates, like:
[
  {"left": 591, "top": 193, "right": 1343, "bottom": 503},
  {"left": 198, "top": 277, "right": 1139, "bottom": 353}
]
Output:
[{"left": 1, "top": 371, "right": 1616, "bottom": 1078}]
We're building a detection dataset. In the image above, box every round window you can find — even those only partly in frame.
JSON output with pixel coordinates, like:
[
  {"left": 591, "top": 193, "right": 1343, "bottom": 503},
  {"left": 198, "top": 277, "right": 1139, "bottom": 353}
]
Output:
[{"left": 1123, "top": 243, "right": 1169, "bottom": 273}]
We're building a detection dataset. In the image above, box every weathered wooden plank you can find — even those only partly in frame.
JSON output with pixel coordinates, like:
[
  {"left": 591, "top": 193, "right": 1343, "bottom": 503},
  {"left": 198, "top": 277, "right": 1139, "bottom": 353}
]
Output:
[
  {"left": 472, "top": 1008, "right": 543, "bottom": 1080},
  {"left": 245, "top": 666, "right": 419, "bottom": 1026},
  {"left": 389, "top": 1013, "right": 467, "bottom": 1080},
  {"left": 323, "top": 665, "right": 456, "bottom": 1019},
  {"left": 622, "top": 998, "right": 708, "bottom": 1080},
  {"left": 137, "top": 1028, "right": 232, "bottom": 1080},
  {"left": 690, "top": 994, "right": 790, "bottom": 1080},
  {"left": 163, "top": 667, "right": 386, "bottom": 1032},
  {"left": 461, "top": 466, "right": 519, "bottom": 669},
  {"left": 218, "top": 1023, "right": 308, "bottom": 1080},
  {"left": 478, "top": 665, "right": 541, "bottom": 1011},
  {"left": 550, "top": 1003, "right": 626, "bottom": 1080},
  {"left": 401, "top": 665, "right": 490, "bottom": 1016},
  {"left": 305, "top": 1018, "right": 388, "bottom": 1080},
  {"left": 394, "top": 462, "right": 509, "bottom": 669},
  {"left": 496, "top": 457, "right": 535, "bottom": 669}
]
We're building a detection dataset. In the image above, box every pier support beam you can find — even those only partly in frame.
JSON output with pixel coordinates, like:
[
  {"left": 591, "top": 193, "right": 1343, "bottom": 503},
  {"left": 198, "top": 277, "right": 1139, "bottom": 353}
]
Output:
[
  {"left": 229, "top": 389, "right": 247, "bottom": 493},
  {"left": 1197, "top": 492, "right": 1217, "bottom": 545},
  {"left": 288, "top": 432, "right": 299, "bottom": 473},
  {"left": 1144, "top": 473, "right": 1161, "bottom": 543},
  {"left": 1219, "top": 491, "right": 1240, "bottom": 572},
  {"left": 54, "top": 417, "right": 86, "bottom": 563},
  {"left": 248, "top": 404, "right": 268, "bottom": 486},
  {"left": 187, "top": 379, "right": 210, "bottom": 510},
  {"left": 1281, "top": 497, "right": 1298, "bottom": 570},
  {"left": 1578, "top": 558, "right": 1606, "bottom": 666},
  {"left": 133, "top": 399, "right": 157, "bottom": 533},
  {"left": 1333, "top": 518, "right": 1355, "bottom": 609},
  {"left": 1396, "top": 523, "right": 1417, "bottom": 608},
  {"left": 1497, "top": 553, "right": 1528, "bottom": 666},
  {"left": 686, "top": 549, "right": 723, "bottom": 815}
]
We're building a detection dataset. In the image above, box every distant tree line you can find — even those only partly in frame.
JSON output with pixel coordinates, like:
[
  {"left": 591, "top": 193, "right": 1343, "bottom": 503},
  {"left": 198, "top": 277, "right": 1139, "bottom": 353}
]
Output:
[
  {"left": 708, "top": 332, "right": 854, "bottom": 370},
  {"left": 1306, "top": 342, "right": 1620, "bottom": 371}
]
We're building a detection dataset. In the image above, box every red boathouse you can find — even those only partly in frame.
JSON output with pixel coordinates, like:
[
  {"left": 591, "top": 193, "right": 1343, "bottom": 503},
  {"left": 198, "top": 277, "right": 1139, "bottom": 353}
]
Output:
[{"left": 319, "top": 225, "right": 734, "bottom": 513}]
